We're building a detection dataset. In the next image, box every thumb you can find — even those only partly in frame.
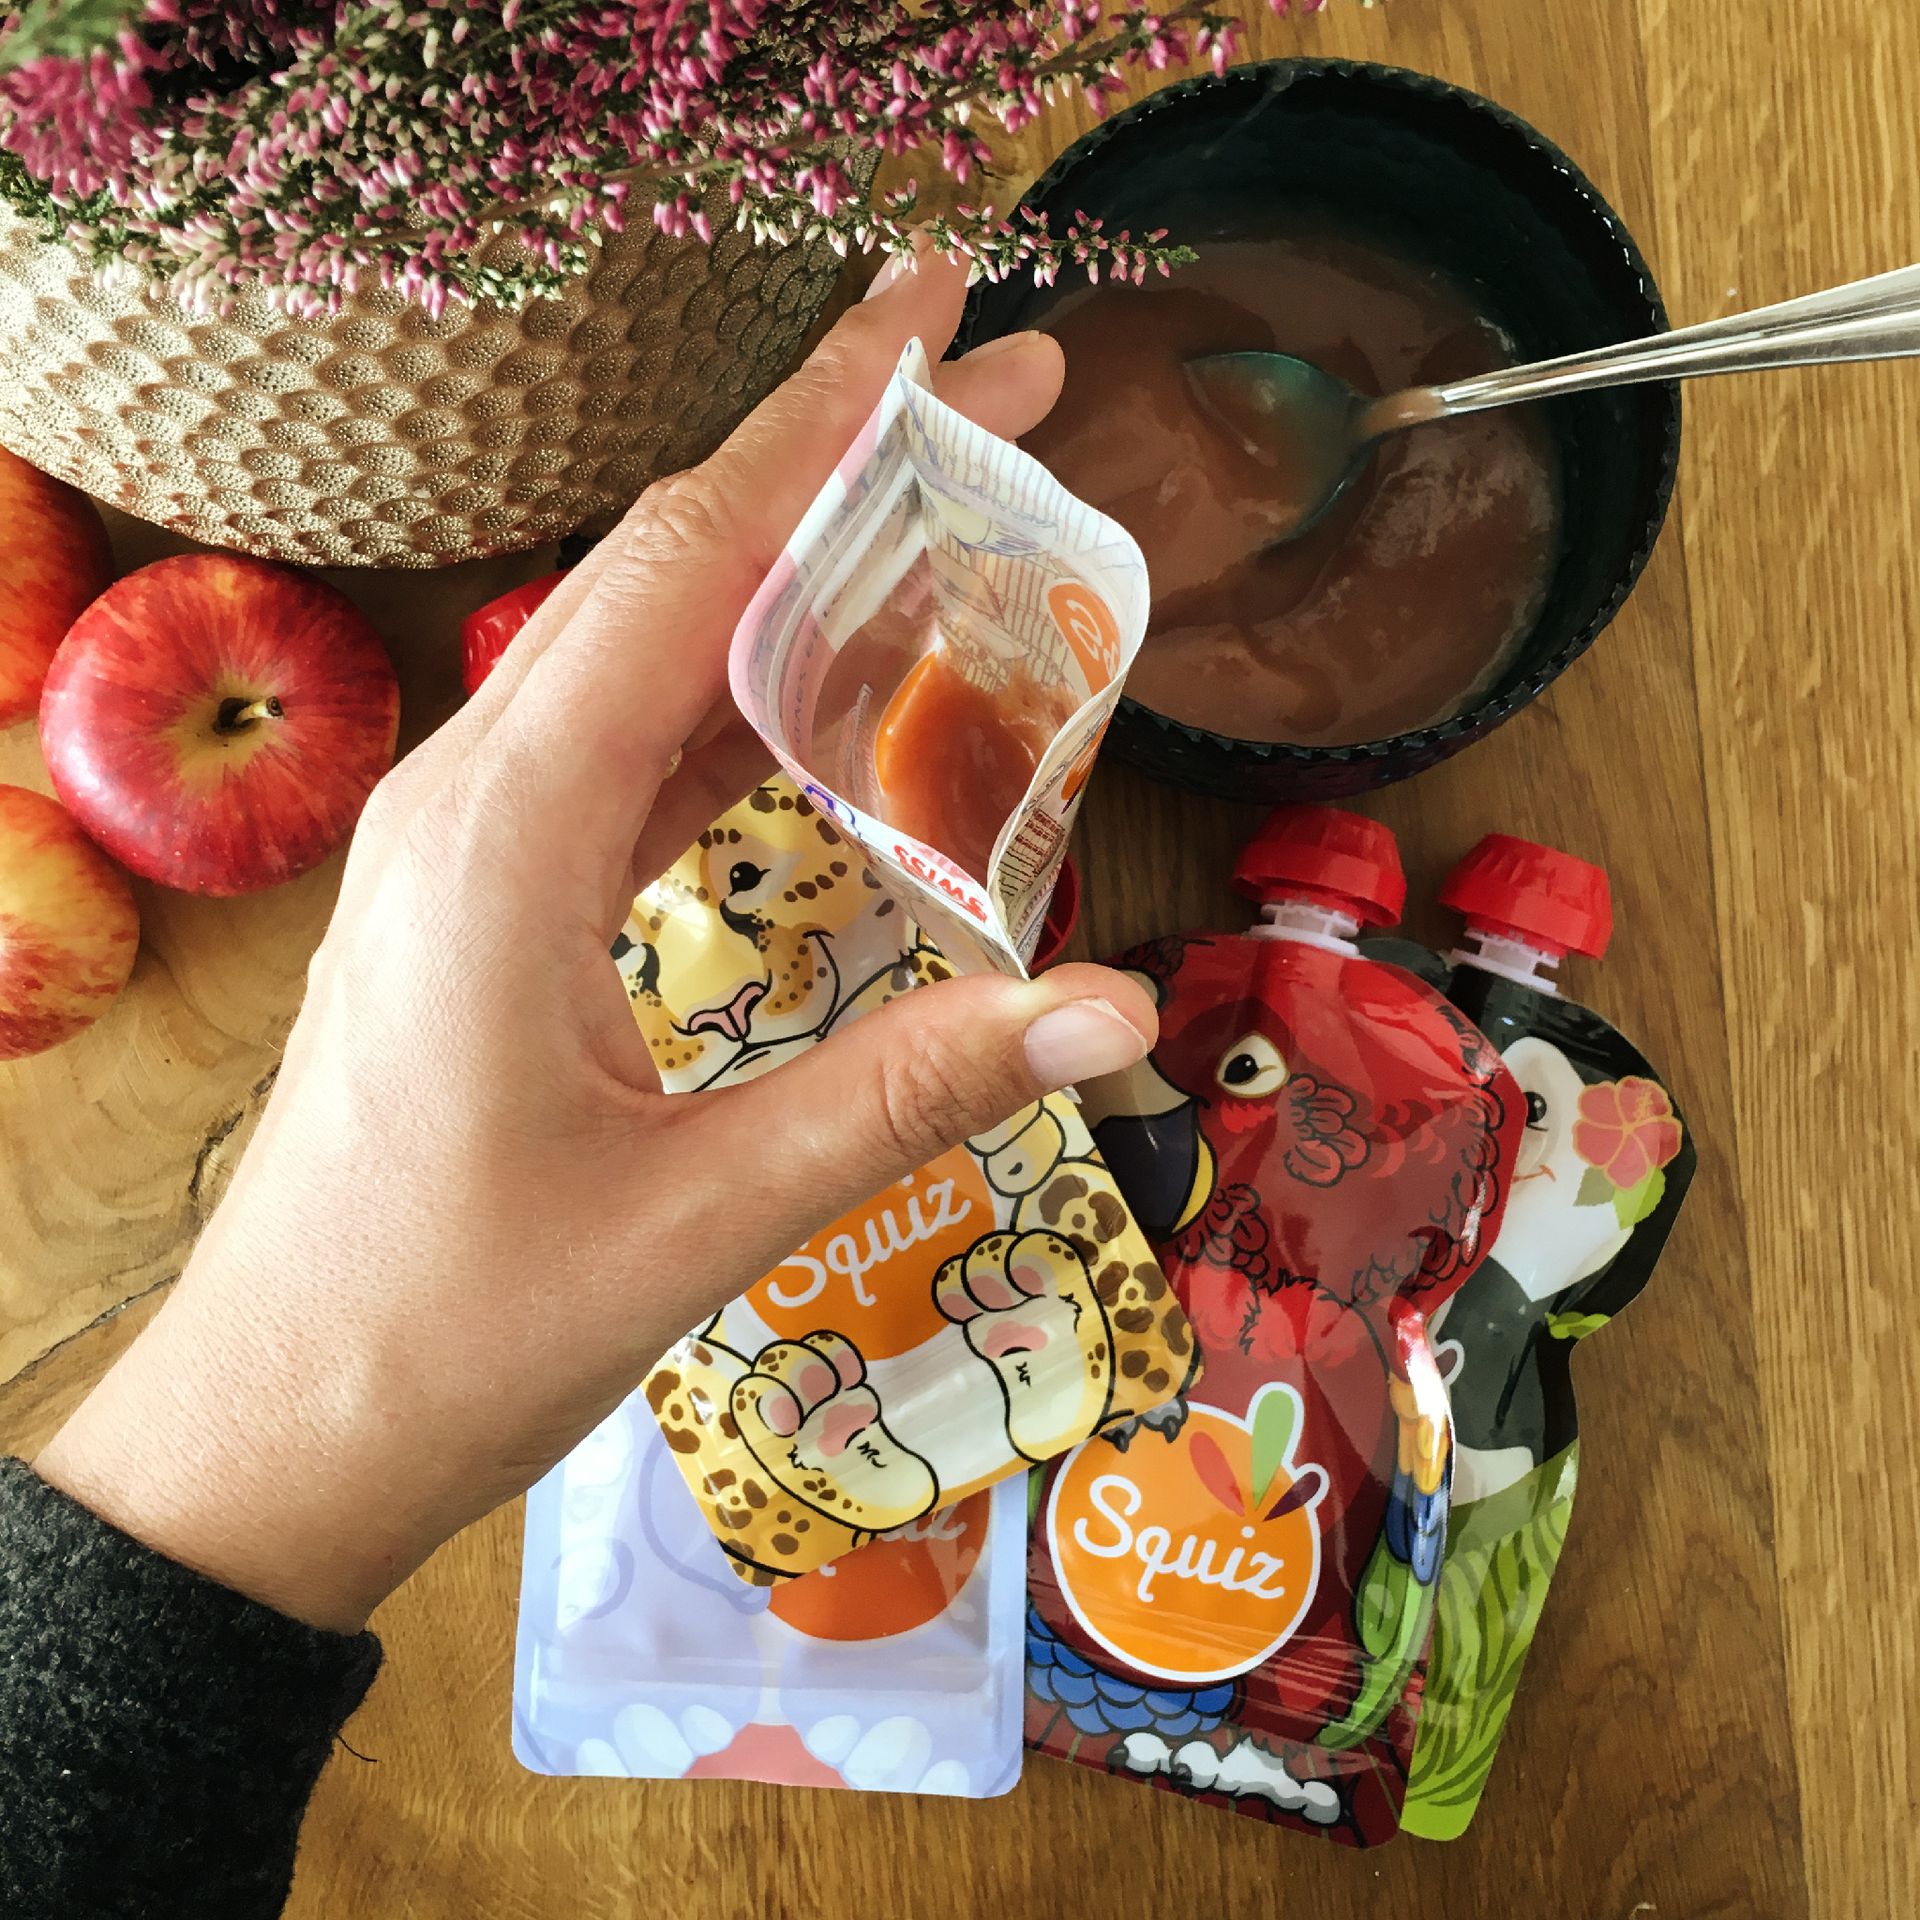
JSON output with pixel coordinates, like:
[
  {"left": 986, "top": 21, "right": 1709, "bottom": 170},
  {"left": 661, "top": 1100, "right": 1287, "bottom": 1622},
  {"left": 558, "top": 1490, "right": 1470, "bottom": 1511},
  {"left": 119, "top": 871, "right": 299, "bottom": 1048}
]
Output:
[{"left": 686, "top": 963, "right": 1157, "bottom": 1263}]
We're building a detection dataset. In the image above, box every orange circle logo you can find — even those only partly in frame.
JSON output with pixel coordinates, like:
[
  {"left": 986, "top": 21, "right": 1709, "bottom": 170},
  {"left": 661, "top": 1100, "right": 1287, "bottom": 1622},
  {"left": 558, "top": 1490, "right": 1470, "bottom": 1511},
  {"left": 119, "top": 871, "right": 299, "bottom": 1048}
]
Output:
[
  {"left": 767, "top": 1491, "right": 992, "bottom": 1640},
  {"left": 1046, "top": 579, "right": 1122, "bottom": 691},
  {"left": 746, "top": 1141, "right": 992, "bottom": 1359},
  {"left": 1045, "top": 1385, "right": 1327, "bottom": 1683}
]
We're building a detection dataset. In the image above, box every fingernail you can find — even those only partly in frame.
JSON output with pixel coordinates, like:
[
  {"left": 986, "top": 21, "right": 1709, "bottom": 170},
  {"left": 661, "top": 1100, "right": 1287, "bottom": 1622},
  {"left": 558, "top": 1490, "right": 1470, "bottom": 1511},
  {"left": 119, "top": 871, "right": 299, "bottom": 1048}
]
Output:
[
  {"left": 958, "top": 330, "right": 1042, "bottom": 364},
  {"left": 1024, "top": 997, "right": 1149, "bottom": 1090}
]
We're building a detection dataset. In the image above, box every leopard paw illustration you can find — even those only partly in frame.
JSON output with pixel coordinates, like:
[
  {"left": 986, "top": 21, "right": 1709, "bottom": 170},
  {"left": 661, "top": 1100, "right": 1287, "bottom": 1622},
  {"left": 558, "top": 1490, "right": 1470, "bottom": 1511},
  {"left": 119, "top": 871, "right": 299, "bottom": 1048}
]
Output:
[
  {"left": 1017, "top": 1158, "right": 1199, "bottom": 1413},
  {"left": 970, "top": 1102, "right": 1071, "bottom": 1201},
  {"left": 934, "top": 1229, "right": 1112, "bottom": 1462},
  {"left": 731, "top": 1332, "right": 938, "bottom": 1536}
]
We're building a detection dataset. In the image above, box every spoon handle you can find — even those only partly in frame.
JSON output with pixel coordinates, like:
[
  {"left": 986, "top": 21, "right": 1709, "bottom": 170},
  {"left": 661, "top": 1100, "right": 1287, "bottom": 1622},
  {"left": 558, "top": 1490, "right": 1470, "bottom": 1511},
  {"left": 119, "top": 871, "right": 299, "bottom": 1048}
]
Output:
[{"left": 1380, "top": 263, "right": 1920, "bottom": 426}]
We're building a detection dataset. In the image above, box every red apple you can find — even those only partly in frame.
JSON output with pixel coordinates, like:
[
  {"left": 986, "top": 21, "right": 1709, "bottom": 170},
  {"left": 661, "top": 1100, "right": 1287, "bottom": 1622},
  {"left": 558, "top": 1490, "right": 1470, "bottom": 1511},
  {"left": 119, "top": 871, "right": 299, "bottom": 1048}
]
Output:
[
  {"left": 0, "top": 446, "right": 115, "bottom": 727},
  {"left": 40, "top": 554, "right": 400, "bottom": 896},
  {"left": 0, "top": 784, "right": 140, "bottom": 1061}
]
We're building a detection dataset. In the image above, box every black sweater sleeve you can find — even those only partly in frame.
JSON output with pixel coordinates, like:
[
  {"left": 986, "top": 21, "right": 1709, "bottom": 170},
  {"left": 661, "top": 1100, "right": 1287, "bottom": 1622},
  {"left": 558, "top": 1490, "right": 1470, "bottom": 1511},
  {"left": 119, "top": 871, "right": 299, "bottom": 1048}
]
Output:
[{"left": 0, "top": 1458, "right": 381, "bottom": 1920}]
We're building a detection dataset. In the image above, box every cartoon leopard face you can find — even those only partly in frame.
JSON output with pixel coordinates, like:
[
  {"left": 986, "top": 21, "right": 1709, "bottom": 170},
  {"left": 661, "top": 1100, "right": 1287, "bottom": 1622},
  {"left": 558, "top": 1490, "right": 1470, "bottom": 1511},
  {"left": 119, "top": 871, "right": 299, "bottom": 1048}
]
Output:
[{"left": 616, "top": 781, "right": 901, "bottom": 1090}]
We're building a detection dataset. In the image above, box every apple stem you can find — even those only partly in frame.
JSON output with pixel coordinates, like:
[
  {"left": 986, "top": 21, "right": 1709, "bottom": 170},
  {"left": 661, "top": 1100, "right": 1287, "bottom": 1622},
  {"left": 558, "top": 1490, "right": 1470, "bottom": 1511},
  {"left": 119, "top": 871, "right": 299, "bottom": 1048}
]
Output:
[{"left": 214, "top": 695, "right": 284, "bottom": 734}]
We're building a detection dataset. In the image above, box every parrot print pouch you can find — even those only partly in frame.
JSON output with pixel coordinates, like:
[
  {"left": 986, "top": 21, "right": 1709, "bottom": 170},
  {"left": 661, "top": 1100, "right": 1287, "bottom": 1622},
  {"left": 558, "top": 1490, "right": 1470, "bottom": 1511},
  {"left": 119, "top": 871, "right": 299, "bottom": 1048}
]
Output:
[
  {"left": 1373, "top": 837, "right": 1697, "bottom": 1840},
  {"left": 1026, "top": 808, "right": 1523, "bottom": 1847}
]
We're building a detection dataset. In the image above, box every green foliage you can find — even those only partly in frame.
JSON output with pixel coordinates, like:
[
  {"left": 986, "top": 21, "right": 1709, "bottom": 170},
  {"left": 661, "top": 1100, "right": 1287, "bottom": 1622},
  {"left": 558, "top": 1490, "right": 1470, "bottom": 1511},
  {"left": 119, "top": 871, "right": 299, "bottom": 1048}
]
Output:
[
  {"left": 1546, "top": 1309, "right": 1611, "bottom": 1341},
  {"left": 0, "top": 0, "right": 141, "bottom": 70},
  {"left": 1403, "top": 1471, "right": 1574, "bottom": 1839},
  {"left": 1575, "top": 1165, "right": 1616, "bottom": 1208},
  {"left": 1320, "top": 1538, "right": 1426, "bottom": 1751}
]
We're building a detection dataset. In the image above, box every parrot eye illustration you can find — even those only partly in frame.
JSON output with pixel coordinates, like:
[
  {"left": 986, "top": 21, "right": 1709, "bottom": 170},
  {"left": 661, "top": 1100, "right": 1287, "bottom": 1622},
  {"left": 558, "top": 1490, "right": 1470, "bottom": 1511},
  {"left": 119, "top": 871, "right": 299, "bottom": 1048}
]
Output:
[
  {"left": 1215, "top": 1031, "right": 1287, "bottom": 1098},
  {"left": 1526, "top": 1091, "right": 1549, "bottom": 1129}
]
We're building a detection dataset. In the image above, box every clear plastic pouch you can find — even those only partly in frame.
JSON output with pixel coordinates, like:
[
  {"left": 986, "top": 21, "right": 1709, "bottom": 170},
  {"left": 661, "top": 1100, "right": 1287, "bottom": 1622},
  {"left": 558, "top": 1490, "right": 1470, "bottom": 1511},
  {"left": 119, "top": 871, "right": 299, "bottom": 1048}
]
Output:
[
  {"left": 728, "top": 336, "right": 1150, "bottom": 977},
  {"left": 514, "top": 339, "right": 1192, "bottom": 1781},
  {"left": 513, "top": 1395, "right": 1026, "bottom": 1795}
]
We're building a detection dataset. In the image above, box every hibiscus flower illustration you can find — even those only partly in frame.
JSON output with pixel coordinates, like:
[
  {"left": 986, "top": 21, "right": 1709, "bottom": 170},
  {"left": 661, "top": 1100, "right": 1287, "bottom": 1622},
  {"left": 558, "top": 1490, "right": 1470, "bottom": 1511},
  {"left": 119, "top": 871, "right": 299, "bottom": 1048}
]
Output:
[{"left": 1572, "top": 1076, "right": 1685, "bottom": 1191}]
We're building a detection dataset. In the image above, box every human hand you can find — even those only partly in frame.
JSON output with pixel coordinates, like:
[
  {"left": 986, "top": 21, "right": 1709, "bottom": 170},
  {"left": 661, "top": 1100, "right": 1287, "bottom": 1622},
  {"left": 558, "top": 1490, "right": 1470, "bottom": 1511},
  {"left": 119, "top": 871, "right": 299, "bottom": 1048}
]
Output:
[{"left": 35, "top": 248, "right": 1156, "bottom": 1634}]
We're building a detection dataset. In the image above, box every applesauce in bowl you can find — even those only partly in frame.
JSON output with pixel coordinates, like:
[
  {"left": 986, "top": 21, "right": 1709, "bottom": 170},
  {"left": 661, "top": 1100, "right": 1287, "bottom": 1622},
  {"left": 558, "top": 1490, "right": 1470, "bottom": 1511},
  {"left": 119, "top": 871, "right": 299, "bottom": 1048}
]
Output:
[{"left": 957, "top": 60, "right": 1679, "bottom": 803}]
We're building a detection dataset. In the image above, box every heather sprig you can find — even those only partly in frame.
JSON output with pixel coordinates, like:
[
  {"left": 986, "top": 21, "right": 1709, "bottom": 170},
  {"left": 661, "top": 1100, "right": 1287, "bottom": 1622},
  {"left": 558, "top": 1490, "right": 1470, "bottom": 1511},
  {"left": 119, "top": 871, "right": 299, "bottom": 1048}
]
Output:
[{"left": 0, "top": 1, "right": 1323, "bottom": 318}]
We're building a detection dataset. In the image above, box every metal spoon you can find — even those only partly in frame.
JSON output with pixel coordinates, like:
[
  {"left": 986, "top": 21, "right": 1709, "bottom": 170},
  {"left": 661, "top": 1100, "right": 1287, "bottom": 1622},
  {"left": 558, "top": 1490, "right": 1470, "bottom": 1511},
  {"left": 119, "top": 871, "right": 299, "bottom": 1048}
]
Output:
[{"left": 1185, "top": 262, "right": 1920, "bottom": 541}]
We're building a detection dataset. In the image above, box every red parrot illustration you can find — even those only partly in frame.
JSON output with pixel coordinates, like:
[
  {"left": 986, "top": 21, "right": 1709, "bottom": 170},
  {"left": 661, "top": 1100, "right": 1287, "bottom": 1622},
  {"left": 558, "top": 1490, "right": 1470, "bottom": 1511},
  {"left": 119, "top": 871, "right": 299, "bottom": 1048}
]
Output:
[
  {"left": 1029, "top": 920, "right": 1520, "bottom": 1842},
  {"left": 1112, "top": 931, "right": 1514, "bottom": 1683}
]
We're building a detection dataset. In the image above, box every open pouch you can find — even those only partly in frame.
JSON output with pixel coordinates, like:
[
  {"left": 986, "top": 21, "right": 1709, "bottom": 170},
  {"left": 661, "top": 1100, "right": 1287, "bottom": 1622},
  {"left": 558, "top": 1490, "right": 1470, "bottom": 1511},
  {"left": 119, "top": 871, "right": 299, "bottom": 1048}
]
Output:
[
  {"left": 1368, "top": 836, "right": 1697, "bottom": 1841},
  {"left": 1026, "top": 807, "right": 1524, "bottom": 1847},
  {"left": 514, "top": 342, "right": 1192, "bottom": 1767},
  {"left": 513, "top": 1393, "right": 1026, "bottom": 1795},
  {"left": 729, "top": 336, "right": 1151, "bottom": 976}
]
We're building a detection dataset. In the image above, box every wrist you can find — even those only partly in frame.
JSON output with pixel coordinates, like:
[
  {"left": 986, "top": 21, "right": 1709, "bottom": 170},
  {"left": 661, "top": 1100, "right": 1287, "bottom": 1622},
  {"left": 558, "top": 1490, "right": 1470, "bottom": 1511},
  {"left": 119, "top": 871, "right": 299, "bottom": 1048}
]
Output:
[{"left": 35, "top": 1291, "right": 425, "bottom": 1635}]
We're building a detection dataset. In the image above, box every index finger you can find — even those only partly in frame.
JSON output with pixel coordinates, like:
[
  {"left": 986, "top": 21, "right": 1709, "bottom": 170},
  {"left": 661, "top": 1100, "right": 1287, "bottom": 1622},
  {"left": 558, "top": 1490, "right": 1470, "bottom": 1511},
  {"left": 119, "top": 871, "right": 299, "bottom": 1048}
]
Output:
[{"left": 467, "top": 245, "right": 977, "bottom": 857}]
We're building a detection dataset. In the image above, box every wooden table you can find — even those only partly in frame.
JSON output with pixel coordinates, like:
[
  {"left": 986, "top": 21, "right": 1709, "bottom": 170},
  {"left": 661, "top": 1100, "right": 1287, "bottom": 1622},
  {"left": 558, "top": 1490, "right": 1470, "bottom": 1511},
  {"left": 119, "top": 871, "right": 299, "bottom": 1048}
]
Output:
[{"left": 3, "top": 1, "right": 1914, "bottom": 1913}]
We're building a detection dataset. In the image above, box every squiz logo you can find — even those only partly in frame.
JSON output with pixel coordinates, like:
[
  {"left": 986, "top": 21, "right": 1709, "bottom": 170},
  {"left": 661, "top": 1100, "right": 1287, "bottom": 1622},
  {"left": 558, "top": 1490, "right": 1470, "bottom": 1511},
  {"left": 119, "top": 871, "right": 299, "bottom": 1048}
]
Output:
[
  {"left": 1047, "top": 1384, "right": 1330, "bottom": 1685},
  {"left": 748, "top": 1151, "right": 990, "bottom": 1360}
]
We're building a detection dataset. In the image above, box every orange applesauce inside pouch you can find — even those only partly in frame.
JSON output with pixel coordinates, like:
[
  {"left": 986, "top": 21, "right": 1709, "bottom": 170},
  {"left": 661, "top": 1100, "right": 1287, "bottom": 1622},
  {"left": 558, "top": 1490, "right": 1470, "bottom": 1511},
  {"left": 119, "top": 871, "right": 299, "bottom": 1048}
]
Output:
[
  {"left": 728, "top": 336, "right": 1151, "bottom": 977},
  {"left": 816, "top": 555, "right": 1076, "bottom": 892}
]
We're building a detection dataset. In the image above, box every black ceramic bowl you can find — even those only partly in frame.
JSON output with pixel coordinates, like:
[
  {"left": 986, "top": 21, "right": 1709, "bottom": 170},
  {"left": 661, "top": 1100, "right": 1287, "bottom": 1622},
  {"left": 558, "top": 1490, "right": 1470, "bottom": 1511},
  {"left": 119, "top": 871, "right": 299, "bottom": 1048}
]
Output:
[{"left": 956, "top": 61, "right": 1680, "bottom": 804}]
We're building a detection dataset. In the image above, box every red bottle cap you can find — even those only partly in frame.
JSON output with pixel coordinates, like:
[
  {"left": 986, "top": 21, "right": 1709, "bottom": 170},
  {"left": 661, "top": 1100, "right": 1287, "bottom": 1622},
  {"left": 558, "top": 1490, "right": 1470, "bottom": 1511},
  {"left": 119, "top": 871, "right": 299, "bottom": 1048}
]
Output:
[
  {"left": 1031, "top": 853, "right": 1081, "bottom": 970},
  {"left": 1440, "top": 833, "right": 1613, "bottom": 959},
  {"left": 1233, "top": 805, "right": 1406, "bottom": 928},
  {"left": 461, "top": 570, "right": 566, "bottom": 696}
]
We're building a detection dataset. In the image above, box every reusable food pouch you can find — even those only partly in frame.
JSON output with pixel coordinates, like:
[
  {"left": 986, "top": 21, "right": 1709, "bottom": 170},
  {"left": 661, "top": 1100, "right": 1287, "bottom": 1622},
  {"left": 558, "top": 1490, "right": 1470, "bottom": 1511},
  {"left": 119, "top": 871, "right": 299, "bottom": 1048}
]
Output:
[
  {"left": 1026, "top": 807, "right": 1524, "bottom": 1847},
  {"left": 629, "top": 779, "right": 1197, "bottom": 1587},
  {"left": 513, "top": 1392, "right": 1026, "bottom": 1795},
  {"left": 728, "top": 336, "right": 1150, "bottom": 977},
  {"left": 1383, "top": 835, "right": 1696, "bottom": 1841}
]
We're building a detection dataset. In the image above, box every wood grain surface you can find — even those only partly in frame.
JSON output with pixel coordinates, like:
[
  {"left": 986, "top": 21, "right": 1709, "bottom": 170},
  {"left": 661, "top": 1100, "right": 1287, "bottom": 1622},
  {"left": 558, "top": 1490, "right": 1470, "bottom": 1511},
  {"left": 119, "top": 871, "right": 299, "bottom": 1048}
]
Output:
[{"left": 3, "top": 0, "right": 1915, "bottom": 1913}]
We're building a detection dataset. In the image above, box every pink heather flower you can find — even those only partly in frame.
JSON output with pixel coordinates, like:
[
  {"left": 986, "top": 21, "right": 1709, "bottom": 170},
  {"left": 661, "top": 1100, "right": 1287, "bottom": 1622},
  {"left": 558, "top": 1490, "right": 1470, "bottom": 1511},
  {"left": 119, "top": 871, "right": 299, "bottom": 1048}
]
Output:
[{"left": 0, "top": 0, "right": 1265, "bottom": 310}]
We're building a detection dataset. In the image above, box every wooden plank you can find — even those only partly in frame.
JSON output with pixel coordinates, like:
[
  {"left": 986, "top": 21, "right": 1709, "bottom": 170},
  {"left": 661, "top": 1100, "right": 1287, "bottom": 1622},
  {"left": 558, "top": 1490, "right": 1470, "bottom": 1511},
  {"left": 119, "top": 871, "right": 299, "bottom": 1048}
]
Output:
[
  {"left": 1635, "top": 0, "right": 1920, "bottom": 1912},
  {"left": 0, "top": 515, "right": 539, "bottom": 1379}
]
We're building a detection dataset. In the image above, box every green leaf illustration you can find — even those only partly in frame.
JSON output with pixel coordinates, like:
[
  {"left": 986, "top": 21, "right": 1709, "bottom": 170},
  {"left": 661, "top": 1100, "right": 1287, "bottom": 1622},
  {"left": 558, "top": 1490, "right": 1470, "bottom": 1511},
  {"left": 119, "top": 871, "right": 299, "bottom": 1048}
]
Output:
[
  {"left": 1356, "top": 1543, "right": 1404, "bottom": 1659},
  {"left": 1546, "top": 1310, "right": 1611, "bottom": 1342},
  {"left": 1025, "top": 1467, "right": 1043, "bottom": 1528},
  {"left": 1612, "top": 1166, "right": 1666, "bottom": 1230},
  {"left": 1574, "top": 1166, "right": 1617, "bottom": 1208},
  {"left": 1403, "top": 1472, "right": 1575, "bottom": 1839},
  {"left": 1248, "top": 1384, "right": 1298, "bottom": 1512},
  {"left": 1321, "top": 1539, "right": 1427, "bottom": 1750}
]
